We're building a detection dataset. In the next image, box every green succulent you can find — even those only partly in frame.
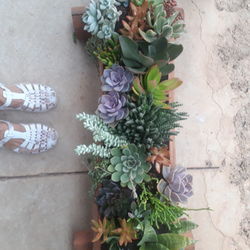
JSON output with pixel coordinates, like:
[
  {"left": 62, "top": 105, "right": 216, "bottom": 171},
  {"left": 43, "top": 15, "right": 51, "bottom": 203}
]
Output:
[
  {"left": 132, "top": 65, "right": 182, "bottom": 108},
  {"left": 82, "top": 0, "right": 121, "bottom": 39},
  {"left": 139, "top": 2, "right": 185, "bottom": 42},
  {"left": 86, "top": 35, "right": 121, "bottom": 67},
  {"left": 119, "top": 35, "right": 183, "bottom": 75},
  {"left": 107, "top": 144, "right": 151, "bottom": 191},
  {"left": 131, "top": 0, "right": 145, "bottom": 6},
  {"left": 113, "top": 95, "right": 187, "bottom": 148}
]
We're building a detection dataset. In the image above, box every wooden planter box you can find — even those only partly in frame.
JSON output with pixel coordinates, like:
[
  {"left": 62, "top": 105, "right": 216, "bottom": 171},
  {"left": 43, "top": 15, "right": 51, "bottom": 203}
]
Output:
[{"left": 71, "top": 6, "right": 194, "bottom": 250}]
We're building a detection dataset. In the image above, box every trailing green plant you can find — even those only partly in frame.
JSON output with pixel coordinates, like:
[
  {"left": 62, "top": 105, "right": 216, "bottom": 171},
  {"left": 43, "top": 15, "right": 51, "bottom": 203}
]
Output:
[
  {"left": 86, "top": 35, "right": 121, "bottom": 67},
  {"left": 119, "top": 35, "right": 183, "bottom": 75},
  {"left": 75, "top": 112, "right": 128, "bottom": 158},
  {"left": 82, "top": 0, "right": 121, "bottom": 39},
  {"left": 107, "top": 144, "right": 151, "bottom": 194},
  {"left": 138, "top": 0, "right": 185, "bottom": 42},
  {"left": 113, "top": 95, "right": 188, "bottom": 148},
  {"left": 132, "top": 65, "right": 182, "bottom": 108},
  {"left": 136, "top": 183, "right": 187, "bottom": 229}
]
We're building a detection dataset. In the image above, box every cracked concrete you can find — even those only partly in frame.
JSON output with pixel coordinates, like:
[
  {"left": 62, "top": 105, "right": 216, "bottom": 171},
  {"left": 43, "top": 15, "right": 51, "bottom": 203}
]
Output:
[{"left": 176, "top": 0, "right": 250, "bottom": 249}]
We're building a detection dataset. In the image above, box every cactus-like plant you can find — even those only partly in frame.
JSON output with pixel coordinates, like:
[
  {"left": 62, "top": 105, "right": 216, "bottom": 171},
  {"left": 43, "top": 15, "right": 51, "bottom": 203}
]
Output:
[
  {"left": 107, "top": 144, "right": 151, "bottom": 191},
  {"left": 119, "top": 1, "right": 148, "bottom": 40},
  {"left": 132, "top": 65, "right": 182, "bottom": 108},
  {"left": 119, "top": 35, "right": 183, "bottom": 75},
  {"left": 82, "top": 0, "right": 121, "bottom": 39},
  {"left": 113, "top": 95, "right": 187, "bottom": 148},
  {"left": 157, "top": 166, "right": 193, "bottom": 203},
  {"left": 139, "top": 1, "right": 185, "bottom": 42}
]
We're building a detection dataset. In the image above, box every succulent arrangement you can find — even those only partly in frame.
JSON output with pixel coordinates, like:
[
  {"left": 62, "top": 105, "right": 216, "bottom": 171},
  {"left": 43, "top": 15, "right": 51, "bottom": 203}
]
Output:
[{"left": 74, "top": 0, "right": 205, "bottom": 249}]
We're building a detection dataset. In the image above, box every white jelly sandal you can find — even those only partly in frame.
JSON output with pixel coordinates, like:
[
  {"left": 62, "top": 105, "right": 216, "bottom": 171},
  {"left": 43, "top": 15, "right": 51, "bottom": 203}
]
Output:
[
  {"left": 0, "top": 83, "right": 57, "bottom": 112},
  {"left": 0, "top": 120, "right": 58, "bottom": 154}
]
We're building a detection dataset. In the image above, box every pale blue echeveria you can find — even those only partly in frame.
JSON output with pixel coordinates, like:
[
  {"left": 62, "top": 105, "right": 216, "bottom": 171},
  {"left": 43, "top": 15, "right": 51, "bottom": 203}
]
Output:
[
  {"left": 101, "top": 65, "right": 133, "bottom": 92},
  {"left": 97, "top": 91, "right": 128, "bottom": 124},
  {"left": 82, "top": 0, "right": 121, "bottom": 39}
]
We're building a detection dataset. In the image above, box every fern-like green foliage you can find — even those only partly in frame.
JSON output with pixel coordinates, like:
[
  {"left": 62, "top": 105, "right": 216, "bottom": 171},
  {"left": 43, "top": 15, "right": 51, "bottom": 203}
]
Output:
[
  {"left": 138, "top": 183, "right": 186, "bottom": 229},
  {"left": 75, "top": 112, "right": 128, "bottom": 158},
  {"left": 113, "top": 95, "right": 188, "bottom": 148}
]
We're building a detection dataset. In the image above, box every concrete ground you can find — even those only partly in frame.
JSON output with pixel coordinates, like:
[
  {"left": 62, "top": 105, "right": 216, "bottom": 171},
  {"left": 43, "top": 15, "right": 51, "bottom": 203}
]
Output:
[{"left": 0, "top": 0, "right": 249, "bottom": 250}]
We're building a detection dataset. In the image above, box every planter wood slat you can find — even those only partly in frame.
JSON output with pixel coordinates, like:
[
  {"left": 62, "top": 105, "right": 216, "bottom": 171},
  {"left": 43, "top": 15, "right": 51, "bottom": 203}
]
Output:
[{"left": 71, "top": 6, "right": 194, "bottom": 250}]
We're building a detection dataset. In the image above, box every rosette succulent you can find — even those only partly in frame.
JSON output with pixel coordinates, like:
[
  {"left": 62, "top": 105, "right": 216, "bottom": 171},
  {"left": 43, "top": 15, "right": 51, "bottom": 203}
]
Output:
[
  {"left": 82, "top": 0, "right": 121, "bottom": 39},
  {"left": 96, "top": 180, "right": 134, "bottom": 218},
  {"left": 97, "top": 91, "right": 128, "bottom": 124},
  {"left": 108, "top": 144, "right": 151, "bottom": 191},
  {"left": 101, "top": 65, "right": 133, "bottom": 92},
  {"left": 157, "top": 166, "right": 193, "bottom": 203}
]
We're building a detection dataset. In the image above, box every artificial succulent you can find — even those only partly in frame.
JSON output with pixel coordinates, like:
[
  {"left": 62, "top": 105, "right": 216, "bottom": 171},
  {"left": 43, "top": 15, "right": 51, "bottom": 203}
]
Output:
[
  {"left": 147, "top": 146, "right": 171, "bottom": 173},
  {"left": 139, "top": 0, "right": 185, "bottom": 42},
  {"left": 113, "top": 95, "right": 187, "bottom": 148},
  {"left": 82, "top": 0, "right": 121, "bottom": 39},
  {"left": 119, "top": 1, "right": 148, "bottom": 40},
  {"left": 157, "top": 166, "right": 193, "bottom": 203},
  {"left": 101, "top": 65, "right": 133, "bottom": 92},
  {"left": 107, "top": 144, "right": 151, "bottom": 191},
  {"left": 97, "top": 91, "right": 128, "bottom": 124},
  {"left": 96, "top": 180, "right": 134, "bottom": 218},
  {"left": 119, "top": 35, "right": 183, "bottom": 75},
  {"left": 132, "top": 65, "right": 182, "bottom": 108}
]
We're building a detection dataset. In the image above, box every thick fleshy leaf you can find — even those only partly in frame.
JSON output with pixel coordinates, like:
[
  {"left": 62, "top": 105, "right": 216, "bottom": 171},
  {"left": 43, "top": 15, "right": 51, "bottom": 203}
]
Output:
[
  {"left": 111, "top": 172, "right": 122, "bottom": 182},
  {"left": 139, "top": 243, "right": 168, "bottom": 250},
  {"left": 169, "top": 220, "right": 199, "bottom": 234},
  {"left": 145, "top": 65, "right": 161, "bottom": 86},
  {"left": 119, "top": 36, "right": 140, "bottom": 62},
  {"left": 111, "top": 156, "right": 122, "bottom": 165},
  {"left": 158, "top": 78, "right": 183, "bottom": 91},
  {"left": 167, "top": 43, "right": 183, "bottom": 61},
  {"left": 157, "top": 233, "right": 195, "bottom": 250},
  {"left": 138, "top": 221, "right": 158, "bottom": 246}
]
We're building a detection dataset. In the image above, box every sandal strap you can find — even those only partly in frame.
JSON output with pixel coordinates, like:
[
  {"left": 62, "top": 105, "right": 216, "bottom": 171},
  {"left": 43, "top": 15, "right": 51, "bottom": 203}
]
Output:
[{"left": 0, "top": 83, "right": 25, "bottom": 109}]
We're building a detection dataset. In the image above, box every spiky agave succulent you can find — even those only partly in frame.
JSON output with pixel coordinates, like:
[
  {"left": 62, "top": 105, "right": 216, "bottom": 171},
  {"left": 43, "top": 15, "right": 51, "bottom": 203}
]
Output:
[
  {"left": 157, "top": 166, "right": 193, "bottom": 203},
  {"left": 113, "top": 95, "right": 187, "bottom": 148},
  {"left": 107, "top": 144, "right": 151, "bottom": 191},
  {"left": 82, "top": 0, "right": 121, "bottom": 39},
  {"left": 96, "top": 179, "right": 134, "bottom": 218}
]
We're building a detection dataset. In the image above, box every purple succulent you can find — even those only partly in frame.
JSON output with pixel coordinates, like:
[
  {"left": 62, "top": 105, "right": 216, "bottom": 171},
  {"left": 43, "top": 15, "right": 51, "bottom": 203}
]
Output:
[
  {"left": 157, "top": 166, "right": 193, "bottom": 203},
  {"left": 101, "top": 65, "right": 133, "bottom": 92},
  {"left": 97, "top": 91, "right": 128, "bottom": 124}
]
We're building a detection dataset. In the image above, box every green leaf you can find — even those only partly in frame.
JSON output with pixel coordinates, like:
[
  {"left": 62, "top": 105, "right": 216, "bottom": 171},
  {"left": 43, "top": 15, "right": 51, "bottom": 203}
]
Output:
[
  {"left": 138, "top": 221, "right": 158, "bottom": 246},
  {"left": 167, "top": 44, "right": 183, "bottom": 61},
  {"left": 115, "top": 163, "right": 123, "bottom": 172},
  {"left": 121, "top": 173, "right": 129, "bottom": 183},
  {"left": 158, "top": 78, "right": 183, "bottom": 91},
  {"left": 111, "top": 156, "right": 122, "bottom": 165},
  {"left": 119, "top": 36, "right": 140, "bottom": 62},
  {"left": 162, "top": 25, "right": 173, "bottom": 38},
  {"left": 123, "top": 58, "right": 142, "bottom": 68},
  {"left": 169, "top": 220, "right": 199, "bottom": 234},
  {"left": 133, "top": 77, "right": 145, "bottom": 95},
  {"left": 146, "top": 65, "right": 161, "bottom": 86},
  {"left": 139, "top": 243, "right": 168, "bottom": 250},
  {"left": 108, "top": 165, "right": 115, "bottom": 172},
  {"left": 139, "top": 29, "right": 157, "bottom": 43},
  {"left": 166, "top": 12, "right": 179, "bottom": 25},
  {"left": 111, "top": 148, "right": 121, "bottom": 156},
  {"left": 158, "top": 62, "right": 175, "bottom": 75},
  {"left": 151, "top": 37, "right": 169, "bottom": 61},
  {"left": 157, "top": 233, "right": 195, "bottom": 250},
  {"left": 111, "top": 172, "right": 122, "bottom": 182}
]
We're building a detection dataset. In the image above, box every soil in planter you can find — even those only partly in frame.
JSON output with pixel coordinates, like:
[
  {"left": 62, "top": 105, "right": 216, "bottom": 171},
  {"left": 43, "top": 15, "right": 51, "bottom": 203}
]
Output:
[{"left": 115, "top": 4, "right": 130, "bottom": 31}]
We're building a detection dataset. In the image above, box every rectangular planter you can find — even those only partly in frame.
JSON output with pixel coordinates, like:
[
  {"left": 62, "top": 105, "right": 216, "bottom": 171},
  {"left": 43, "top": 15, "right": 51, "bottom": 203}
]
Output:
[{"left": 71, "top": 6, "right": 193, "bottom": 250}]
